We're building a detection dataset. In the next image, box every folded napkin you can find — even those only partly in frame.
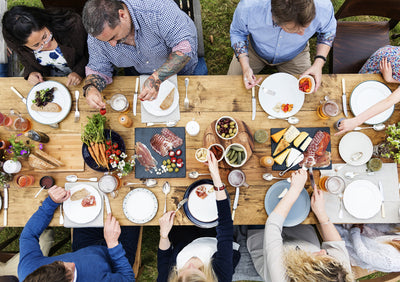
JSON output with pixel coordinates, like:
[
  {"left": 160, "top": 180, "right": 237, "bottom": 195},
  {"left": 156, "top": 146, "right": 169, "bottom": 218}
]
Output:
[
  {"left": 64, "top": 182, "right": 104, "bottom": 228},
  {"left": 140, "top": 74, "right": 180, "bottom": 123}
]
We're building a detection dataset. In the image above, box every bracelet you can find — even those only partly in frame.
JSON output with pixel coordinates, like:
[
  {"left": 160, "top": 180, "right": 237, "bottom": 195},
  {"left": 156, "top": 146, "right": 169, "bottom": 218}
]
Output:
[
  {"left": 318, "top": 219, "right": 330, "bottom": 225},
  {"left": 214, "top": 183, "right": 225, "bottom": 191},
  {"left": 314, "top": 55, "right": 327, "bottom": 62},
  {"left": 82, "top": 83, "right": 97, "bottom": 97},
  {"left": 160, "top": 233, "right": 169, "bottom": 240}
]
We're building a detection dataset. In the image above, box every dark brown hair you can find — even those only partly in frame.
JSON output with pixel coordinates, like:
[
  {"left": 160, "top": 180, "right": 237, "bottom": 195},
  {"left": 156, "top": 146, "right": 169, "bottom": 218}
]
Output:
[
  {"left": 271, "top": 0, "right": 316, "bottom": 27},
  {"left": 23, "top": 261, "right": 73, "bottom": 282}
]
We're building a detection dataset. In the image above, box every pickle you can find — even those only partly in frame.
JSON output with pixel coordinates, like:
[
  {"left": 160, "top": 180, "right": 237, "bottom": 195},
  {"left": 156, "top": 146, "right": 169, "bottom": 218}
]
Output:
[
  {"left": 232, "top": 145, "right": 244, "bottom": 152},
  {"left": 238, "top": 151, "right": 242, "bottom": 163},
  {"left": 226, "top": 149, "right": 232, "bottom": 159},
  {"left": 230, "top": 152, "right": 238, "bottom": 163}
]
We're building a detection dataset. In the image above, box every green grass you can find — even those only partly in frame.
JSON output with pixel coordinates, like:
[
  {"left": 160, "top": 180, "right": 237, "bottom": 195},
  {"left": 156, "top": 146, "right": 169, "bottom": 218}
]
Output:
[{"left": 2, "top": 0, "right": 400, "bottom": 281}]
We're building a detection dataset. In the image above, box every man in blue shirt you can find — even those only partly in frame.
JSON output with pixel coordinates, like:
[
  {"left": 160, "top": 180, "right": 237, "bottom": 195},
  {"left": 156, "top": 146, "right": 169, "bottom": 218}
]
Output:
[
  {"left": 228, "top": 0, "right": 336, "bottom": 91},
  {"left": 81, "top": 0, "right": 198, "bottom": 109},
  {"left": 19, "top": 186, "right": 139, "bottom": 282}
]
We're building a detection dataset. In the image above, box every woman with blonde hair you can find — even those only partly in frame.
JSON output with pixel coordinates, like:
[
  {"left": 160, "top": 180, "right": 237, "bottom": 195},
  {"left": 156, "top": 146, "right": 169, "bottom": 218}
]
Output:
[
  {"left": 247, "top": 169, "right": 353, "bottom": 282},
  {"left": 157, "top": 151, "right": 240, "bottom": 282}
]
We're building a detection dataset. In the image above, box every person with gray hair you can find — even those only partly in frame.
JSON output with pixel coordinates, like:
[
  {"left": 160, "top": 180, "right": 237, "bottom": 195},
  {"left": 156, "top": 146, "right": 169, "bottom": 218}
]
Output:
[{"left": 81, "top": 0, "right": 198, "bottom": 109}]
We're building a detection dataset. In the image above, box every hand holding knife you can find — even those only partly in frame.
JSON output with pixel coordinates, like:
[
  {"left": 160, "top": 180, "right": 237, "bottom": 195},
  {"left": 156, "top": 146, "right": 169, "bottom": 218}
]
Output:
[
  {"left": 342, "top": 78, "right": 348, "bottom": 117},
  {"left": 133, "top": 77, "right": 139, "bottom": 116}
]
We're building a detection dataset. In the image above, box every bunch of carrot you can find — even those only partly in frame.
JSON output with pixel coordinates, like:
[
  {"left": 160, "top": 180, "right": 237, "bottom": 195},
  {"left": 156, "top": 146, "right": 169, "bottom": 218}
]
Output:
[{"left": 81, "top": 114, "right": 109, "bottom": 169}]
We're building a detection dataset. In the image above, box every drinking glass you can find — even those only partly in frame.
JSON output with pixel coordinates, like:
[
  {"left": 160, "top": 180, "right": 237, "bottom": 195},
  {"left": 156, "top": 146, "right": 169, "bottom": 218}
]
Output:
[
  {"left": 107, "top": 94, "right": 129, "bottom": 112},
  {"left": 228, "top": 169, "right": 249, "bottom": 187},
  {"left": 98, "top": 173, "right": 121, "bottom": 198},
  {"left": 4, "top": 110, "right": 31, "bottom": 132},
  {"left": 317, "top": 96, "right": 340, "bottom": 119}
]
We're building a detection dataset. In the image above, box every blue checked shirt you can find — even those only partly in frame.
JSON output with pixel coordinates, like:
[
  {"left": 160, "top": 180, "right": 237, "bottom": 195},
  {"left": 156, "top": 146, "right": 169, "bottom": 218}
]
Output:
[
  {"left": 230, "top": 0, "right": 336, "bottom": 64},
  {"left": 86, "top": 0, "right": 198, "bottom": 81}
]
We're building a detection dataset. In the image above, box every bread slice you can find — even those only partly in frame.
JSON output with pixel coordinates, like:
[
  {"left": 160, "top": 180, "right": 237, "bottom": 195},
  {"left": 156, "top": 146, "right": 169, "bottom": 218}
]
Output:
[
  {"left": 160, "top": 87, "right": 175, "bottom": 110},
  {"left": 283, "top": 125, "right": 300, "bottom": 143},
  {"left": 71, "top": 188, "right": 89, "bottom": 201},
  {"left": 273, "top": 139, "right": 290, "bottom": 156},
  {"left": 293, "top": 132, "right": 309, "bottom": 147},
  {"left": 274, "top": 148, "right": 290, "bottom": 165},
  {"left": 271, "top": 128, "right": 287, "bottom": 143},
  {"left": 35, "top": 149, "right": 64, "bottom": 167},
  {"left": 31, "top": 102, "right": 62, "bottom": 112},
  {"left": 28, "top": 154, "right": 56, "bottom": 169},
  {"left": 300, "top": 136, "right": 312, "bottom": 151}
]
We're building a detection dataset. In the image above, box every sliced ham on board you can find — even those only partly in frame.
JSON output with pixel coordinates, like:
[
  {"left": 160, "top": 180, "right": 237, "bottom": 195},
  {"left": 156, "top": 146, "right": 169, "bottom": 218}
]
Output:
[
  {"left": 136, "top": 142, "right": 157, "bottom": 171},
  {"left": 150, "top": 128, "right": 184, "bottom": 157},
  {"left": 299, "top": 131, "right": 331, "bottom": 168},
  {"left": 161, "top": 128, "right": 183, "bottom": 148}
]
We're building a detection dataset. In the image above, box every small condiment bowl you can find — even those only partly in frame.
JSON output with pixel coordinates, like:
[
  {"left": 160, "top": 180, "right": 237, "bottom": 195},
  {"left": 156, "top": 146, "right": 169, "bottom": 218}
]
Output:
[
  {"left": 39, "top": 176, "right": 55, "bottom": 189},
  {"left": 215, "top": 116, "right": 238, "bottom": 140},
  {"left": 195, "top": 148, "right": 209, "bottom": 163},
  {"left": 298, "top": 75, "right": 315, "bottom": 94},
  {"left": 208, "top": 143, "right": 225, "bottom": 162},
  {"left": 224, "top": 143, "right": 247, "bottom": 168}
]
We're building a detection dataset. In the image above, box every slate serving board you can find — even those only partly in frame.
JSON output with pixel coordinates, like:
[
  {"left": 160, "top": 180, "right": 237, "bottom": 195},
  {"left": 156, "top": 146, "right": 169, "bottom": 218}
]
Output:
[
  {"left": 135, "top": 127, "right": 186, "bottom": 178},
  {"left": 270, "top": 127, "right": 332, "bottom": 171}
]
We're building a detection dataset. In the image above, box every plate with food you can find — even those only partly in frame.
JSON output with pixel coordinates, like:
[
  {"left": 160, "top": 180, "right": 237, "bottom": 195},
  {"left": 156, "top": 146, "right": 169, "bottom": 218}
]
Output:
[
  {"left": 350, "top": 80, "right": 394, "bottom": 125},
  {"left": 26, "top": 80, "right": 71, "bottom": 125},
  {"left": 82, "top": 129, "right": 125, "bottom": 172},
  {"left": 338, "top": 132, "right": 373, "bottom": 166},
  {"left": 123, "top": 188, "right": 158, "bottom": 224},
  {"left": 264, "top": 180, "right": 310, "bottom": 227},
  {"left": 258, "top": 72, "right": 304, "bottom": 118},
  {"left": 183, "top": 179, "right": 229, "bottom": 228},
  {"left": 141, "top": 80, "right": 179, "bottom": 116},
  {"left": 63, "top": 183, "right": 102, "bottom": 224}
]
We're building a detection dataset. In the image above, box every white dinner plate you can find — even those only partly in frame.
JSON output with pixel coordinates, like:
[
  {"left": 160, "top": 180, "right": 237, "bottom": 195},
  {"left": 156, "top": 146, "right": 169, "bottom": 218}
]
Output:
[
  {"left": 63, "top": 184, "right": 102, "bottom": 224},
  {"left": 187, "top": 184, "right": 218, "bottom": 223},
  {"left": 258, "top": 72, "right": 304, "bottom": 118},
  {"left": 123, "top": 188, "right": 158, "bottom": 224},
  {"left": 339, "top": 132, "right": 373, "bottom": 165},
  {"left": 141, "top": 80, "right": 179, "bottom": 116},
  {"left": 350, "top": 80, "right": 393, "bottom": 125},
  {"left": 26, "top": 81, "right": 72, "bottom": 125},
  {"left": 343, "top": 180, "right": 382, "bottom": 219}
]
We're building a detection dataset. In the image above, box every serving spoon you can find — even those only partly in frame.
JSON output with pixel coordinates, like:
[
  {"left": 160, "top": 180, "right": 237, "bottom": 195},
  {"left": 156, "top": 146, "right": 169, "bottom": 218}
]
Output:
[
  {"left": 124, "top": 179, "right": 157, "bottom": 187},
  {"left": 267, "top": 116, "right": 299, "bottom": 125},
  {"left": 262, "top": 173, "right": 291, "bottom": 182},
  {"left": 354, "top": 123, "right": 385, "bottom": 131},
  {"left": 66, "top": 175, "right": 98, "bottom": 182},
  {"left": 188, "top": 171, "right": 211, "bottom": 179}
]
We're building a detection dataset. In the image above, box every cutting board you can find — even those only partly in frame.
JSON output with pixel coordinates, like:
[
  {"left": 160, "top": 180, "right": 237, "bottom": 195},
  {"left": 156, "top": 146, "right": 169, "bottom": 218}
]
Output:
[
  {"left": 33, "top": 134, "right": 84, "bottom": 172},
  {"left": 203, "top": 119, "right": 254, "bottom": 168},
  {"left": 135, "top": 127, "right": 186, "bottom": 178}
]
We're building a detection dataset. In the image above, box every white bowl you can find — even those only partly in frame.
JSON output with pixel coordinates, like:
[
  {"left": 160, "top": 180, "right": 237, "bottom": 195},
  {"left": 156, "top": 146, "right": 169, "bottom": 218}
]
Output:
[
  {"left": 215, "top": 116, "right": 238, "bottom": 140},
  {"left": 224, "top": 143, "right": 247, "bottom": 167},
  {"left": 195, "top": 148, "right": 208, "bottom": 163},
  {"left": 208, "top": 143, "right": 225, "bottom": 162},
  {"left": 298, "top": 75, "right": 315, "bottom": 94}
]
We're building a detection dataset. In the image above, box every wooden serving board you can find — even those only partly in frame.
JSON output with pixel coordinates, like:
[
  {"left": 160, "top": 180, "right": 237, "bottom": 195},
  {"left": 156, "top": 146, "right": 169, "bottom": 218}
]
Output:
[
  {"left": 203, "top": 119, "right": 254, "bottom": 168},
  {"left": 33, "top": 134, "right": 84, "bottom": 172}
]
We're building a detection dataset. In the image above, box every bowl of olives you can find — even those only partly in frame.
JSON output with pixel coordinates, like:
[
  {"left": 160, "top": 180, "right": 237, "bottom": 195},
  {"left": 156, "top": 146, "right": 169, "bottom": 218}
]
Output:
[{"left": 215, "top": 116, "right": 238, "bottom": 140}]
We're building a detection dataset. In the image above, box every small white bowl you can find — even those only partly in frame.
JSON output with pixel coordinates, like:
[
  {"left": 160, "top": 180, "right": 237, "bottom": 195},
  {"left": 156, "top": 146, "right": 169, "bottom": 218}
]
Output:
[
  {"left": 224, "top": 143, "right": 247, "bottom": 167},
  {"left": 195, "top": 148, "right": 208, "bottom": 163},
  {"left": 298, "top": 75, "right": 315, "bottom": 94},
  {"left": 208, "top": 143, "right": 225, "bottom": 162},
  {"left": 215, "top": 116, "right": 238, "bottom": 140}
]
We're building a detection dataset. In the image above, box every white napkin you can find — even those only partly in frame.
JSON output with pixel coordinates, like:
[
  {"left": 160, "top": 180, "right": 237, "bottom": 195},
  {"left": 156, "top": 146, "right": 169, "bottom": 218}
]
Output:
[{"left": 140, "top": 75, "right": 180, "bottom": 123}]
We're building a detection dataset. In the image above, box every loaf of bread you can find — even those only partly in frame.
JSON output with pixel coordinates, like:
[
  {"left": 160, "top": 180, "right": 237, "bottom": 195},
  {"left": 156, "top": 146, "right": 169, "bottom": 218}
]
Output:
[
  {"left": 160, "top": 88, "right": 175, "bottom": 110},
  {"left": 31, "top": 102, "right": 62, "bottom": 112}
]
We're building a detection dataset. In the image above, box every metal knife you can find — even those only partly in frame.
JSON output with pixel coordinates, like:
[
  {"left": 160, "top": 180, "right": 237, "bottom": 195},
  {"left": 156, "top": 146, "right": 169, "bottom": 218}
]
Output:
[
  {"left": 251, "top": 87, "right": 256, "bottom": 120},
  {"left": 378, "top": 181, "right": 385, "bottom": 218},
  {"left": 133, "top": 77, "right": 139, "bottom": 116},
  {"left": 175, "top": 198, "right": 188, "bottom": 213},
  {"left": 232, "top": 187, "right": 240, "bottom": 220},
  {"left": 341, "top": 78, "right": 348, "bottom": 117},
  {"left": 11, "top": 86, "right": 27, "bottom": 104},
  {"left": 3, "top": 186, "right": 8, "bottom": 226}
]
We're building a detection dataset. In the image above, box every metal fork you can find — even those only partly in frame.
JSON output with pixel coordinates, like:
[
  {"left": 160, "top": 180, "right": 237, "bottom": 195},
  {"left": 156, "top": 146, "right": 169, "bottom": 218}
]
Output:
[
  {"left": 184, "top": 78, "right": 189, "bottom": 109},
  {"left": 175, "top": 198, "right": 188, "bottom": 213},
  {"left": 74, "top": 90, "right": 80, "bottom": 122}
]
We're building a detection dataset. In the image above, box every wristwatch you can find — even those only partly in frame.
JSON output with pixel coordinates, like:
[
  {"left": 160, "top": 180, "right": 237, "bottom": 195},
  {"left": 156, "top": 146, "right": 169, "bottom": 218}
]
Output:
[{"left": 214, "top": 184, "right": 225, "bottom": 191}]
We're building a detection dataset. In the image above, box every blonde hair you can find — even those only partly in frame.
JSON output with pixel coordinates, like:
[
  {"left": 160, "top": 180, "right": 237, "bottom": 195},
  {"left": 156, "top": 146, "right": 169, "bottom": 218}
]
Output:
[
  {"left": 284, "top": 248, "right": 353, "bottom": 282},
  {"left": 168, "top": 261, "right": 217, "bottom": 282},
  {"left": 385, "top": 240, "right": 400, "bottom": 252}
]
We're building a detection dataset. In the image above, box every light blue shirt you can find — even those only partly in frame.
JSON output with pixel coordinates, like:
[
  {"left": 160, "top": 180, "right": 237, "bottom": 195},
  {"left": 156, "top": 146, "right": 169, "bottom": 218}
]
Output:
[
  {"left": 86, "top": 0, "right": 198, "bottom": 82},
  {"left": 230, "top": 0, "right": 336, "bottom": 64}
]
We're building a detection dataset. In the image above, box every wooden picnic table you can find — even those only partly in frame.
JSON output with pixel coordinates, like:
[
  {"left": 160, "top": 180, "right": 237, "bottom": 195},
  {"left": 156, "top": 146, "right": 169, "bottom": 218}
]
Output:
[{"left": 0, "top": 74, "right": 399, "bottom": 227}]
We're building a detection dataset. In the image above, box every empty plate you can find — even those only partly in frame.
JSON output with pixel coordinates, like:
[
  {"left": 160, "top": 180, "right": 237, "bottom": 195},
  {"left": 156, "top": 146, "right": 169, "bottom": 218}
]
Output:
[
  {"left": 350, "top": 80, "right": 393, "bottom": 125},
  {"left": 264, "top": 180, "right": 310, "bottom": 227},
  {"left": 339, "top": 132, "right": 373, "bottom": 165},
  {"left": 343, "top": 180, "right": 382, "bottom": 219},
  {"left": 63, "top": 184, "right": 102, "bottom": 224},
  {"left": 141, "top": 80, "right": 179, "bottom": 116},
  {"left": 123, "top": 188, "right": 158, "bottom": 224}
]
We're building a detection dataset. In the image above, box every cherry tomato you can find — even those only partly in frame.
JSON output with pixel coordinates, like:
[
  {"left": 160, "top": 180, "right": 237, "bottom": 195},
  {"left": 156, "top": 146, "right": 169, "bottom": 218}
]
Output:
[
  {"left": 106, "top": 140, "right": 112, "bottom": 146},
  {"left": 177, "top": 158, "right": 183, "bottom": 164},
  {"left": 176, "top": 149, "right": 182, "bottom": 156},
  {"left": 169, "top": 151, "right": 175, "bottom": 157},
  {"left": 171, "top": 157, "right": 177, "bottom": 163},
  {"left": 116, "top": 150, "right": 121, "bottom": 156},
  {"left": 100, "top": 108, "right": 106, "bottom": 115},
  {"left": 106, "top": 151, "right": 112, "bottom": 157},
  {"left": 177, "top": 162, "right": 183, "bottom": 168},
  {"left": 113, "top": 143, "right": 118, "bottom": 149}
]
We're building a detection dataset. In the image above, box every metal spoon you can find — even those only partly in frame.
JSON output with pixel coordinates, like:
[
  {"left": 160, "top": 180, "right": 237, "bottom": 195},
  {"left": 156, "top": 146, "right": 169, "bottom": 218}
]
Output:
[
  {"left": 124, "top": 178, "right": 157, "bottom": 187},
  {"left": 188, "top": 171, "right": 211, "bottom": 179},
  {"left": 256, "top": 84, "right": 276, "bottom": 96},
  {"left": 344, "top": 171, "right": 375, "bottom": 179},
  {"left": 162, "top": 181, "right": 171, "bottom": 213},
  {"left": 66, "top": 175, "right": 98, "bottom": 182},
  {"left": 262, "top": 173, "right": 291, "bottom": 182},
  {"left": 267, "top": 116, "right": 299, "bottom": 125},
  {"left": 34, "top": 185, "right": 47, "bottom": 198},
  {"left": 354, "top": 123, "right": 385, "bottom": 131}
]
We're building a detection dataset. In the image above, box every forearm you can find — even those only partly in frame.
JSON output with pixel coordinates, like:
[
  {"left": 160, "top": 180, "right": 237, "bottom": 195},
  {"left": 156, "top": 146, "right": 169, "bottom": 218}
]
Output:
[
  {"left": 315, "top": 213, "right": 342, "bottom": 241},
  {"left": 313, "top": 43, "right": 331, "bottom": 69},
  {"left": 273, "top": 188, "right": 301, "bottom": 219},
  {"left": 159, "top": 237, "right": 171, "bottom": 250},
  {"left": 153, "top": 51, "right": 190, "bottom": 83},
  {"left": 84, "top": 74, "right": 107, "bottom": 93}
]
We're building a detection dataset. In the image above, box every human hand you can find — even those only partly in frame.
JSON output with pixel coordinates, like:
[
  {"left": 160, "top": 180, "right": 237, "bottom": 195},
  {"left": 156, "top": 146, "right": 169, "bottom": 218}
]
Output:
[
  {"left": 242, "top": 68, "right": 262, "bottom": 90},
  {"left": 48, "top": 185, "right": 70, "bottom": 203},
  {"left": 302, "top": 65, "right": 321, "bottom": 91},
  {"left": 289, "top": 169, "right": 307, "bottom": 193},
  {"left": 206, "top": 150, "right": 221, "bottom": 185},
  {"left": 311, "top": 185, "right": 327, "bottom": 220},
  {"left": 28, "top": 72, "right": 44, "bottom": 85},
  {"left": 139, "top": 75, "right": 161, "bottom": 101},
  {"left": 85, "top": 87, "right": 106, "bottom": 109},
  {"left": 159, "top": 211, "right": 175, "bottom": 238},
  {"left": 334, "top": 118, "right": 359, "bottom": 136},
  {"left": 380, "top": 57, "right": 395, "bottom": 83},
  {"left": 66, "top": 72, "right": 83, "bottom": 87},
  {"left": 104, "top": 213, "right": 121, "bottom": 249}
]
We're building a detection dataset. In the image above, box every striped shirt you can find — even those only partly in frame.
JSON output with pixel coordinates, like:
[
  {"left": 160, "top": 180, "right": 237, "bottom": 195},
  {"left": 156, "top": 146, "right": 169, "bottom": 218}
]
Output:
[{"left": 86, "top": 0, "right": 198, "bottom": 83}]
